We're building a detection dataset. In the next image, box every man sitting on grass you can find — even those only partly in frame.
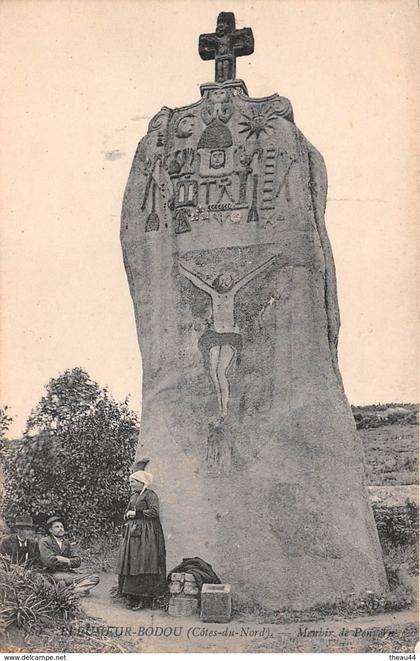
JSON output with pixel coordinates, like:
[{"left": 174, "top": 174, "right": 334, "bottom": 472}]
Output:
[
  {"left": 0, "top": 514, "right": 40, "bottom": 567},
  {"left": 39, "top": 515, "right": 100, "bottom": 595}
]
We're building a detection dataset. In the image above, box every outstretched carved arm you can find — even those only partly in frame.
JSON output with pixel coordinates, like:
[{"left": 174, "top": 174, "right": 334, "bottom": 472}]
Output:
[
  {"left": 233, "top": 255, "right": 277, "bottom": 293},
  {"left": 178, "top": 262, "right": 214, "bottom": 296}
]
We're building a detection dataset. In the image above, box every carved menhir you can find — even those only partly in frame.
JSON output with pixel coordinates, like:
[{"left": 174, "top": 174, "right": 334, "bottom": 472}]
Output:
[
  {"left": 199, "top": 12, "right": 254, "bottom": 83},
  {"left": 121, "top": 11, "right": 389, "bottom": 610}
]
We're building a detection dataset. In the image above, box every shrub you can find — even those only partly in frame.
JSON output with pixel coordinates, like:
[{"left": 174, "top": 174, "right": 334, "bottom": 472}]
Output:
[
  {"left": 352, "top": 405, "right": 418, "bottom": 429},
  {"left": 0, "top": 406, "right": 13, "bottom": 443},
  {"left": 372, "top": 500, "right": 418, "bottom": 589},
  {"left": 0, "top": 368, "right": 139, "bottom": 544},
  {"left": 0, "top": 558, "right": 81, "bottom": 631},
  {"left": 82, "top": 532, "right": 121, "bottom": 573},
  {"left": 372, "top": 500, "right": 419, "bottom": 550}
]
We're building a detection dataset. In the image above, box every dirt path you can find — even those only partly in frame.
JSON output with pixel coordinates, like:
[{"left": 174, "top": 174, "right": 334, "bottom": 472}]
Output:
[{"left": 80, "top": 572, "right": 418, "bottom": 653}]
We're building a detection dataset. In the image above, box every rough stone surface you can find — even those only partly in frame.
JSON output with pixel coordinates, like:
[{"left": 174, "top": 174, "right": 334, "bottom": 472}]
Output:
[
  {"left": 121, "top": 76, "right": 388, "bottom": 609},
  {"left": 201, "top": 583, "right": 232, "bottom": 623},
  {"left": 168, "top": 595, "right": 198, "bottom": 617},
  {"left": 169, "top": 572, "right": 199, "bottom": 595}
]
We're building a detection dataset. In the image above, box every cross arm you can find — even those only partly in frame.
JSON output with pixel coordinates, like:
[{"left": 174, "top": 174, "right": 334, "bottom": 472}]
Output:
[
  {"left": 199, "top": 33, "right": 219, "bottom": 60},
  {"left": 232, "top": 28, "right": 254, "bottom": 57}
]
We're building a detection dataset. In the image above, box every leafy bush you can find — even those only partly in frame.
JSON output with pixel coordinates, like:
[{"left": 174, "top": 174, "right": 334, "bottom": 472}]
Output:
[
  {"left": 384, "top": 544, "right": 418, "bottom": 589},
  {"left": 0, "top": 406, "right": 13, "bottom": 443},
  {"left": 352, "top": 404, "right": 418, "bottom": 429},
  {"left": 0, "top": 368, "right": 139, "bottom": 544},
  {"left": 372, "top": 500, "right": 419, "bottom": 591},
  {"left": 0, "top": 558, "right": 81, "bottom": 631},
  {"left": 372, "top": 500, "right": 419, "bottom": 550},
  {"left": 82, "top": 532, "right": 121, "bottom": 573},
  {"left": 354, "top": 412, "right": 418, "bottom": 429}
]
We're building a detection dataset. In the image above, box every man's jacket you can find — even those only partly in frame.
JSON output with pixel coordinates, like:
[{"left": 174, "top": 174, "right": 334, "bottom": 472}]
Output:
[
  {"left": 0, "top": 534, "right": 40, "bottom": 567},
  {"left": 38, "top": 535, "right": 81, "bottom": 572}
]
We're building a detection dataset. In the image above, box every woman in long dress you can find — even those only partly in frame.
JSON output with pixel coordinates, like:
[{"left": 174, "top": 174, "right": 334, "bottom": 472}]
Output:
[{"left": 116, "top": 462, "right": 167, "bottom": 609}]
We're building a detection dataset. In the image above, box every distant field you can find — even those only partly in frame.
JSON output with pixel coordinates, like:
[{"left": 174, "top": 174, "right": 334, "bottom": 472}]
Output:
[{"left": 354, "top": 405, "right": 418, "bottom": 487}]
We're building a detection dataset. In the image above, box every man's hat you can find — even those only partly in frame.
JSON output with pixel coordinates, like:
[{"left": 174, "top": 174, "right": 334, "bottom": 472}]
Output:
[
  {"left": 46, "top": 515, "right": 64, "bottom": 527},
  {"left": 13, "top": 514, "right": 35, "bottom": 529}
]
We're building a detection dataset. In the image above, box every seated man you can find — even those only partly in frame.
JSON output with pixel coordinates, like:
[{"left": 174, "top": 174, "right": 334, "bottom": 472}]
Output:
[
  {"left": 0, "top": 514, "right": 40, "bottom": 567},
  {"left": 38, "top": 515, "right": 99, "bottom": 595}
]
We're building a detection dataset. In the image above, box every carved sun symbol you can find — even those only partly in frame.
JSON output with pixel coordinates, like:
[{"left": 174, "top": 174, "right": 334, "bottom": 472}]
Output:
[{"left": 238, "top": 106, "right": 279, "bottom": 140}]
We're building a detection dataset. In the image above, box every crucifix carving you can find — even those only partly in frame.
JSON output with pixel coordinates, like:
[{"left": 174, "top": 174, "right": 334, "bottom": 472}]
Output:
[{"left": 199, "top": 12, "right": 254, "bottom": 83}]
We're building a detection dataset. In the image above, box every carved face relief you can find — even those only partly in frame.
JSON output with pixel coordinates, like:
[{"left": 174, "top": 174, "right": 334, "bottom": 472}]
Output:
[
  {"left": 176, "top": 115, "right": 195, "bottom": 138},
  {"left": 210, "top": 149, "right": 226, "bottom": 169},
  {"left": 210, "top": 89, "right": 229, "bottom": 104},
  {"left": 216, "top": 18, "right": 230, "bottom": 37}
]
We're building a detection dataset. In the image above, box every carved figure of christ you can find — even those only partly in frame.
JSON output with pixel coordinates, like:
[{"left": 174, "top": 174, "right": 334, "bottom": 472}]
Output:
[{"left": 178, "top": 255, "right": 277, "bottom": 420}]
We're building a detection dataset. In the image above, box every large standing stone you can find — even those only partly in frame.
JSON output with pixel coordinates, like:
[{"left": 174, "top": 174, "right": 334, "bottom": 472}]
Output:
[{"left": 121, "top": 13, "right": 388, "bottom": 609}]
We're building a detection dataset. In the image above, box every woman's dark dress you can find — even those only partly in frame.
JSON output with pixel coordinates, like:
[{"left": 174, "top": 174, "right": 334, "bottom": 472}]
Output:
[{"left": 116, "top": 489, "right": 166, "bottom": 598}]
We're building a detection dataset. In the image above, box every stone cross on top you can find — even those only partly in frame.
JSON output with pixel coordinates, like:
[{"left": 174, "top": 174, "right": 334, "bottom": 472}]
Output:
[{"left": 199, "top": 12, "right": 254, "bottom": 83}]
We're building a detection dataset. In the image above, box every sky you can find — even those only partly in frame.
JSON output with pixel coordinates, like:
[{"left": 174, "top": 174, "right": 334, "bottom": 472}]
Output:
[{"left": 0, "top": 0, "right": 418, "bottom": 438}]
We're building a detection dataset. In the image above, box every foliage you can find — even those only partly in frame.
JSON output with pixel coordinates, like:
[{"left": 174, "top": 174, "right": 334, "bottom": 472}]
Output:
[
  {"left": 373, "top": 500, "right": 419, "bottom": 550},
  {"left": 372, "top": 500, "right": 418, "bottom": 589},
  {"left": 0, "top": 559, "right": 137, "bottom": 653},
  {"left": 352, "top": 403, "right": 417, "bottom": 412},
  {"left": 0, "top": 558, "right": 81, "bottom": 632},
  {"left": 0, "top": 406, "right": 13, "bottom": 454},
  {"left": 0, "top": 368, "right": 139, "bottom": 544},
  {"left": 0, "top": 406, "right": 13, "bottom": 437},
  {"left": 383, "top": 543, "right": 418, "bottom": 590},
  {"left": 352, "top": 404, "right": 418, "bottom": 430},
  {"left": 82, "top": 532, "right": 121, "bottom": 573}
]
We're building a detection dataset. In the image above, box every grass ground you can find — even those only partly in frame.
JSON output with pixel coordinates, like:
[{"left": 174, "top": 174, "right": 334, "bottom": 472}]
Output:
[
  {"left": 2, "top": 605, "right": 417, "bottom": 654},
  {"left": 352, "top": 403, "right": 418, "bottom": 486},
  {"left": 362, "top": 424, "right": 418, "bottom": 486},
  {"left": 0, "top": 617, "right": 139, "bottom": 654}
]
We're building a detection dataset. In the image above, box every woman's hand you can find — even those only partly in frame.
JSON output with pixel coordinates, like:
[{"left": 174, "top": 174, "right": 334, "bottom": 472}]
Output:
[{"left": 126, "top": 510, "right": 136, "bottom": 519}]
